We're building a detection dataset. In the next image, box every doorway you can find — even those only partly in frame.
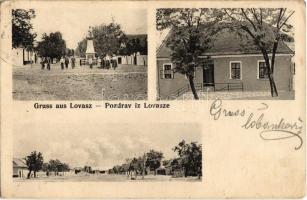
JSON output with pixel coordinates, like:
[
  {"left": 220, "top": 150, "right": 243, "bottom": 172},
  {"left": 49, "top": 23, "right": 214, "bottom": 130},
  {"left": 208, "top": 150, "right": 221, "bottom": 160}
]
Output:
[{"left": 203, "top": 60, "right": 214, "bottom": 86}]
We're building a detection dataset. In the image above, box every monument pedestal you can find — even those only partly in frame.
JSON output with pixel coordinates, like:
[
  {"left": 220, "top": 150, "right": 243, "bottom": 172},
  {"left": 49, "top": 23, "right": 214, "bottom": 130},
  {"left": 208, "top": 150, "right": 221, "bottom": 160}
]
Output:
[{"left": 85, "top": 39, "right": 96, "bottom": 59}]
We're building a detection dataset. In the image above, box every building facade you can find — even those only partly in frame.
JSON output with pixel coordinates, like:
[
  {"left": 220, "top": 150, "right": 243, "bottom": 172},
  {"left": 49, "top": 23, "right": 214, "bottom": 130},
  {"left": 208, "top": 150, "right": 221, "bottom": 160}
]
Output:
[
  {"left": 13, "top": 158, "right": 28, "bottom": 178},
  {"left": 12, "top": 48, "right": 37, "bottom": 67},
  {"left": 156, "top": 29, "right": 294, "bottom": 99}
]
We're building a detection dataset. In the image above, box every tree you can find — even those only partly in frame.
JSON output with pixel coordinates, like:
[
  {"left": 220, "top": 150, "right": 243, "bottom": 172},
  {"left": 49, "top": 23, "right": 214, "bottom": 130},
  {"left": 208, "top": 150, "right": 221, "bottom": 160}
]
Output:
[
  {"left": 145, "top": 150, "right": 163, "bottom": 175},
  {"left": 75, "top": 38, "right": 87, "bottom": 57},
  {"left": 111, "top": 165, "right": 121, "bottom": 174},
  {"left": 157, "top": 8, "right": 223, "bottom": 99},
  {"left": 46, "top": 159, "right": 70, "bottom": 176},
  {"left": 83, "top": 165, "right": 92, "bottom": 173},
  {"left": 42, "top": 162, "right": 50, "bottom": 172},
  {"left": 37, "top": 32, "right": 66, "bottom": 60},
  {"left": 12, "top": 9, "right": 37, "bottom": 49},
  {"left": 25, "top": 151, "right": 44, "bottom": 179},
  {"left": 129, "top": 156, "right": 145, "bottom": 174},
  {"left": 76, "top": 22, "right": 125, "bottom": 58},
  {"left": 66, "top": 48, "right": 74, "bottom": 57},
  {"left": 173, "top": 140, "right": 202, "bottom": 178},
  {"left": 92, "top": 22, "right": 126, "bottom": 56},
  {"left": 223, "top": 8, "right": 294, "bottom": 97},
  {"left": 57, "top": 162, "right": 70, "bottom": 175},
  {"left": 119, "top": 36, "right": 148, "bottom": 56},
  {"left": 48, "top": 159, "right": 60, "bottom": 175}
]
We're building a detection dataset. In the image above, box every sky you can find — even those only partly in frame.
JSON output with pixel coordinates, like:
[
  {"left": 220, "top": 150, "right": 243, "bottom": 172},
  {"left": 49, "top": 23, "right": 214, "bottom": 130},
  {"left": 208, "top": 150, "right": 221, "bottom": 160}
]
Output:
[
  {"left": 28, "top": 5, "right": 147, "bottom": 49},
  {"left": 14, "top": 123, "right": 201, "bottom": 170}
]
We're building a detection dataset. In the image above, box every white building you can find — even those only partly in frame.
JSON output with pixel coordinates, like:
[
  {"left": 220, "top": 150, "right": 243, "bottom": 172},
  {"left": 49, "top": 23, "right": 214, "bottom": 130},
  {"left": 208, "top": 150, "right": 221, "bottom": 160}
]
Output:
[
  {"left": 12, "top": 47, "right": 37, "bottom": 67},
  {"left": 13, "top": 158, "right": 28, "bottom": 178},
  {"left": 116, "top": 52, "right": 147, "bottom": 66}
]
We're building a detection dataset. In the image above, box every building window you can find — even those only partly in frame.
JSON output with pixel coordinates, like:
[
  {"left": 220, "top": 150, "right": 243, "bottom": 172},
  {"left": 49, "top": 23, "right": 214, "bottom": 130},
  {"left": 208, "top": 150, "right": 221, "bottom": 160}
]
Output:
[
  {"left": 162, "top": 63, "right": 174, "bottom": 79},
  {"left": 258, "top": 61, "right": 269, "bottom": 79},
  {"left": 230, "top": 61, "right": 241, "bottom": 80}
]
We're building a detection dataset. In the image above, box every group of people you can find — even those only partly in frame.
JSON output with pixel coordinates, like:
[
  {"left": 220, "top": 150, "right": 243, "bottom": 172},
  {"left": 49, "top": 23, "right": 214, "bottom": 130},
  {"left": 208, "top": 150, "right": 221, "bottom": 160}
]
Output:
[
  {"left": 85, "top": 56, "right": 118, "bottom": 70},
  {"left": 60, "top": 56, "right": 76, "bottom": 70},
  {"left": 98, "top": 56, "right": 118, "bottom": 69},
  {"left": 40, "top": 55, "right": 119, "bottom": 70},
  {"left": 40, "top": 57, "right": 52, "bottom": 70},
  {"left": 40, "top": 56, "right": 76, "bottom": 70}
]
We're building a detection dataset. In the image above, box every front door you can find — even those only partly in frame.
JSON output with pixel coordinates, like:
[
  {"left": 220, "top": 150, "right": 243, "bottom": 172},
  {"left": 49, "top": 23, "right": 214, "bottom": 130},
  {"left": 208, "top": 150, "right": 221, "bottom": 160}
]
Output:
[{"left": 203, "top": 61, "right": 214, "bottom": 86}]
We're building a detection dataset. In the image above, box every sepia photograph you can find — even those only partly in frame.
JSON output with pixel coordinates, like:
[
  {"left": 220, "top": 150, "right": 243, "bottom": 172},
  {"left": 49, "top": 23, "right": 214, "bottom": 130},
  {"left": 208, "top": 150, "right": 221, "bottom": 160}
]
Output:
[
  {"left": 13, "top": 123, "right": 202, "bottom": 182},
  {"left": 12, "top": 5, "right": 147, "bottom": 100},
  {"left": 0, "top": 0, "right": 305, "bottom": 198},
  {"left": 156, "top": 8, "right": 295, "bottom": 100}
]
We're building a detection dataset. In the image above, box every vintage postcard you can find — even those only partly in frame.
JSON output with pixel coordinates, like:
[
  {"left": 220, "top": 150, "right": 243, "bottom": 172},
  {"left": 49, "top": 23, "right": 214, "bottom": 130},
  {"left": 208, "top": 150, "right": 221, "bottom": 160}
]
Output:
[{"left": 0, "top": 0, "right": 306, "bottom": 198}]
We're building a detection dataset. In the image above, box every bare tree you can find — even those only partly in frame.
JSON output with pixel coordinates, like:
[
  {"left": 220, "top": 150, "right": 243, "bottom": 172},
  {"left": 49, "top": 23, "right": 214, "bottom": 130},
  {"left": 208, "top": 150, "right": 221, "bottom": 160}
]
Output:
[
  {"left": 223, "top": 8, "right": 294, "bottom": 97},
  {"left": 157, "top": 9, "right": 223, "bottom": 99}
]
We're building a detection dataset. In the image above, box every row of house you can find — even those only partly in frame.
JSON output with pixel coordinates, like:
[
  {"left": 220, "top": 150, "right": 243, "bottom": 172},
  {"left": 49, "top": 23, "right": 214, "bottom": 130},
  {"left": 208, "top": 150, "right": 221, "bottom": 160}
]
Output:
[
  {"left": 116, "top": 53, "right": 148, "bottom": 66},
  {"left": 117, "top": 34, "right": 148, "bottom": 66},
  {"left": 156, "top": 28, "right": 295, "bottom": 99}
]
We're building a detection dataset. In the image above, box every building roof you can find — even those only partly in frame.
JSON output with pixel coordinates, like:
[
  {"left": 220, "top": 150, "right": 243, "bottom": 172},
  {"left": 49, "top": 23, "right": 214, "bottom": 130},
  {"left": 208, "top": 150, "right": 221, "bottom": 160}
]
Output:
[
  {"left": 157, "top": 28, "right": 294, "bottom": 58},
  {"left": 13, "top": 158, "right": 27, "bottom": 168},
  {"left": 285, "top": 42, "right": 295, "bottom": 52}
]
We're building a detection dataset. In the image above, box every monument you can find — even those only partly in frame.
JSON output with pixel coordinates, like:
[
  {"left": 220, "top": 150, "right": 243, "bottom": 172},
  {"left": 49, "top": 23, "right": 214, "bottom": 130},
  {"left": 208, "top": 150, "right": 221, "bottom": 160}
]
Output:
[{"left": 85, "top": 26, "right": 96, "bottom": 60}]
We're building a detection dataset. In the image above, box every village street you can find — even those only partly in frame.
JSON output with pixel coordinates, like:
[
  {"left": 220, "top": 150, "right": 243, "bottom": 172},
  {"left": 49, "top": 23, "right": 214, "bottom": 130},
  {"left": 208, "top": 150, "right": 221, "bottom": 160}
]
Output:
[
  {"left": 13, "top": 63, "right": 147, "bottom": 100},
  {"left": 14, "top": 173, "right": 201, "bottom": 182}
]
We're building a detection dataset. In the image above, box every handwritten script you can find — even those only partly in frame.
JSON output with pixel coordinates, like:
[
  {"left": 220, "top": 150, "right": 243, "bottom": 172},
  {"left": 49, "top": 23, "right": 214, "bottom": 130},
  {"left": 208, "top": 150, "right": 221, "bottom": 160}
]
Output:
[{"left": 210, "top": 99, "right": 303, "bottom": 150}]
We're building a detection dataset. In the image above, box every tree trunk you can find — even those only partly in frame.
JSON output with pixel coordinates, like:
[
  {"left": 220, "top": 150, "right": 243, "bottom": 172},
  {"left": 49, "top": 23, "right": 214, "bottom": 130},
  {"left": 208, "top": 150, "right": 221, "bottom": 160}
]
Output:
[
  {"left": 268, "top": 73, "right": 278, "bottom": 97},
  {"left": 271, "top": 41, "right": 278, "bottom": 74},
  {"left": 184, "top": 167, "right": 187, "bottom": 177},
  {"left": 34, "top": 171, "right": 36, "bottom": 178},
  {"left": 188, "top": 75, "right": 199, "bottom": 100},
  {"left": 27, "top": 170, "right": 32, "bottom": 179},
  {"left": 262, "top": 50, "right": 278, "bottom": 97}
]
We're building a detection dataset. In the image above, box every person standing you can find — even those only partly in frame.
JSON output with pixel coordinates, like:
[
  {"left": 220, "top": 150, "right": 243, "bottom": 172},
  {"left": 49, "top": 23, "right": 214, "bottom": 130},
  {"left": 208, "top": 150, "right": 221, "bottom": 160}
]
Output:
[
  {"left": 97, "top": 57, "right": 101, "bottom": 68},
  {"left": 112, "top": 57, "right": 118, "bottom": 70},
  {"left": 102, "top": 57, "right": 105, "bottom": 69},
  {"left": 71, "top": 56, "right": 76, "bottom": 69},
  {"left": 41, "top": 57, "right": 45, "bottom": 70},
  {"left": 47, "top": 57, "right": 51, "bottom": 70},
  {"left": 105, "top": 55, "right": 110, "bottom": 69},
  {"left": 110, "top": 56, "right": 113, "bottom": 69},
  {"left": 65, "top": 56, "right": 69, "bottom": 69},
  {"left": 60, "top": 57, "right": 64, "bottom": 70},
  {"left": 88, "top": 57, "right": 93, "bottom": 69}
]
